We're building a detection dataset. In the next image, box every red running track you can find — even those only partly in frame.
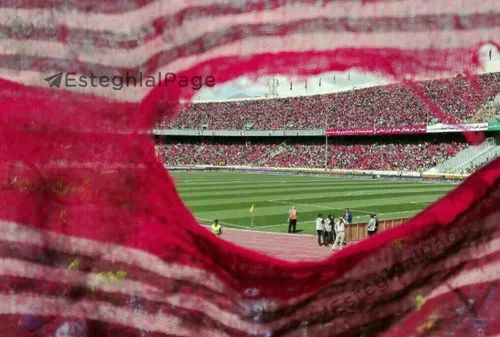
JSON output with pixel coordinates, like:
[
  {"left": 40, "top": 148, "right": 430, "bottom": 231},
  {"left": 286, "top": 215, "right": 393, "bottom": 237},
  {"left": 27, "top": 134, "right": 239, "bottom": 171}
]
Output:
[{"left": 206, "top": 227, "right": 352, "bottom": 261}]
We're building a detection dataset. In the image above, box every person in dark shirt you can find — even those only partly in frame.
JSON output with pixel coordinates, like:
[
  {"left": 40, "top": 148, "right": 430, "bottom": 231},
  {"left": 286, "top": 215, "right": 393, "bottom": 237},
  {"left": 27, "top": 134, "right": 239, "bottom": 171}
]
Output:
[
  {"left": 344, "top": 208, "right": 353, "bottom": 224},
  {"left": 330, "top": 214, "right": 336, "bottom": 244},
  {"left": 288, "top": 206, "right": 298, "bottom": 233},
  {"left": 324, "top": 215, "right": 333, "bottom": 245}
]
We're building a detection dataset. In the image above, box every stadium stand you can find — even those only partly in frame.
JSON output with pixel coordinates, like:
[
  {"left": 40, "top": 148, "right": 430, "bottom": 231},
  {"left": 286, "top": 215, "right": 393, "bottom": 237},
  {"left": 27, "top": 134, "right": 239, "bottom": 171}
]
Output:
[
  {"left": 469, "top": 101, "right": 500, "bottom": 123},
  {"left": 157, "top": 73, "right": 499, "bottom": 174},
  {"left": 156, "top": 142, "right": 279, "bottom": 167},
  {"left": 160, "top": 73, "right": 500, "bottom": 130},
  {"left": 157, "top": 137, "right": 467, "bottom": 171}
]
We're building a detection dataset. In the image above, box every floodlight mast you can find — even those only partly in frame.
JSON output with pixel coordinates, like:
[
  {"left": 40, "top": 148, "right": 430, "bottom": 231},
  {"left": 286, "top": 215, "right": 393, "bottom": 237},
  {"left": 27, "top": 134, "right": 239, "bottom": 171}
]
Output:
[{"left": 267, "top": 76, "right": 279, "bottom": 97}]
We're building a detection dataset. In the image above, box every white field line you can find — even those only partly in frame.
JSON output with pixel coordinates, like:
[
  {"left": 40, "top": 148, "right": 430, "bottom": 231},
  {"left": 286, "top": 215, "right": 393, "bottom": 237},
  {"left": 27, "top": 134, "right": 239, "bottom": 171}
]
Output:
[
  {"left": 264, "top": 188, "right": 448, "bottom": 201},
  {"left": 346, "top": 191, "right": 400, "bottom": 196},
  {"left": 177, "top": 179, "right": 432, "bottom": 186},
  {"left": 197, "top": 193, "right": 423, "bottom": 231},
  {"left": 199, "top": 224, "right": 316, "bottom": 237},
  {"left": 267, "top": 195, "right": 359, "bottom": 201},
  {"left": 176, "top": 178, "right": 345, "bottom": 184},
  {"left": 178, "top": 180, "right": 284, "bottom": 184},
  {"left": 176, "top": 178, "right": 410, "bottom": 182},
  {"left": 377, "top": 210, "right": 420, "bottom": 216},
  {"left": 343, "top": 208, "right": 373, "bottom": 215},
  {"left": 173, "top": 172, "right": 458, "bottom": 186},
  {"left": 346, "top": 191, "right": 368, "bottom": 196},
  {"left": 259, "top": 211, "right": 419, "bottom": 229},
  {"left": 177, "top": 182, "right": 396, "bottom": 190},
  {"left": 411, "top": 201, "right": 436, "bottom": 206},
  {"left": 174, "top": 176, "right": 451, "bottom": 186},
  {"left": 197, "top": 209, "right": 420, "bottom": 234},
  {"left": 267, "top": 200, "right": 374, "bottom": 215},
  {"left": 267, "top": 200, "right": 332, "bottom": 209},
  {"left": 259, "top": 220, "right": 316, "bottom": 229},
  {"left": 196, "top": 217, "right": 250, "bottom": 229}
]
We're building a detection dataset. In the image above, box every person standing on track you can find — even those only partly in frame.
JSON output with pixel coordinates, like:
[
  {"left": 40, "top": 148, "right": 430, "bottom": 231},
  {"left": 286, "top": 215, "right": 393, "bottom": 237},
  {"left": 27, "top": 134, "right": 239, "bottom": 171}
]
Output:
[
  {"left": 332, "top": 216, "right": 347, "bottom": 251},
  {"left": 325, "top": 214, "right": 333, "bottom": 245},
  {"left": 343, "top": 209, "right": 352, "bottom": 246},
  {"left": 367, "top": 213, "right": 377, "bottom": 237},
  {"left": 315, "top": 213, "right": 325, "bottom": 246},
  {"left": 288, "top": 206, "right": 298, "bottom": 233},
  {"left": 330, "top": 214, "right": 336, "bottom": 244},
  {"left": 211, "top": 219, "right": 222, "bottom": 237},
  {"left": 344, "top": 208, "right": 353, "bottom": 224}
]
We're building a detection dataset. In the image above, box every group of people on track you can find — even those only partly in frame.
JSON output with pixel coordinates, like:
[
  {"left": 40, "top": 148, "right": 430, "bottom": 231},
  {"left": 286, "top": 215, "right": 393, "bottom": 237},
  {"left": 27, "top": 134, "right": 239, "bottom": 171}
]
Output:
[
  {"left": 289, "top": 207, "right": 379, "bottom": 251},
  {"left": 211, "top": 207, "right": 379, "bottom": 248},
  {"left": 315, "top": 213, "right": 347, "bottom": 251}
]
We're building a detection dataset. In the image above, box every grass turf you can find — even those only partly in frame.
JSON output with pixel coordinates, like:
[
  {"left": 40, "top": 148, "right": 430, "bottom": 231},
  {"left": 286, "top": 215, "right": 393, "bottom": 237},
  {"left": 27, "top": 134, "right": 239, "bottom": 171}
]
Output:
[{"left": 171, "top": 172, "right": 457, "bottom": 235}]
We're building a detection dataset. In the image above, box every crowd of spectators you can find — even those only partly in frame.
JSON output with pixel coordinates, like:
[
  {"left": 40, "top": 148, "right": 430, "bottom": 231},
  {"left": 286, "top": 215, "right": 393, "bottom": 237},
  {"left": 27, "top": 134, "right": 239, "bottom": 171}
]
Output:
[
  {"left": 156, "top": 140, "right": 466, "bottom": 172},
  {"left": 469, "top": 102, "right": 500, "bottom": 123},
  {"left": 160, "top": 73, "right": 500, "bottom": 130},
  {"left": 156, "top": 142, "right": 278, "bottom": 167}
]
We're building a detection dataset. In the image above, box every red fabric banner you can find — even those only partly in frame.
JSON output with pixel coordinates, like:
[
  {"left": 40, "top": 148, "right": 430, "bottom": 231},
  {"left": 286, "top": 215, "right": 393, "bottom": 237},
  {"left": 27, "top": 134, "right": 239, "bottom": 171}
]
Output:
[
  {"left": 0, "top": 0, "right": 499, "bottom": 337},
  {"left": 326, "top": 125, "right": 427, "bottom": 136}
]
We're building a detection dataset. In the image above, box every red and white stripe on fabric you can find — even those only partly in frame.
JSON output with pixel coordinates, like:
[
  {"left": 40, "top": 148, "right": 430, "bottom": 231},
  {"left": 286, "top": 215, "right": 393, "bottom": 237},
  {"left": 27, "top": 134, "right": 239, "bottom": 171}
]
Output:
[
  {"left": 1, "top": 0, "right": 500, "bottom": 336},
  {"left": 0, "top": 0, "right": 498, "bottom": 101}
]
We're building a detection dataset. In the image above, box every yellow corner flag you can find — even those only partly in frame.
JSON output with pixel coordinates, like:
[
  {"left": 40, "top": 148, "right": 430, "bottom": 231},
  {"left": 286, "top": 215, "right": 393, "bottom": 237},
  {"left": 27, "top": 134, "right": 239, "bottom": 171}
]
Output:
[
  {"left": 250, "top": 204, "right": 254, "bottom": 213},
  {"left": 68, "top": 258, "right": 80, "bottom": 270}
]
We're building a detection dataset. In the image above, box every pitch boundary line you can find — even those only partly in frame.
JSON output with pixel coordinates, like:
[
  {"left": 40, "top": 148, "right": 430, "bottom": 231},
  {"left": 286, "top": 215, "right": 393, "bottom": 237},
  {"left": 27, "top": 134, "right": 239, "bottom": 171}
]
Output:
[
  {"left": 377, "top": 210, "right": 419, "bottom": 216},
  {"left": 259, "top": 220, "right": 316, "bottom": 229},
  {"left": 196, "top": 217, "right": 250, "bottom": 229},
  {"left": 268, "top": 195, "right": 357, "bottom": 201},
  {"left": 197, "top": 208, "right": 420, "bottom": 232},
  {"left": 177, "top": 179, "right": 423, "bottom": 184},
  {"left": 200, "top": 224, "right": 316, "bottom": 237},
  {"left": 258, "top": 210, "right": 418, "bottom": 229},
  {"left": 196, "top": 217, "right": 317, "bottom": 232},
  {"left": 267, "top": 200, "right": 331, "bottom": 209},
  {"left": 267, "top": 199, "right": 373, "bottom": 215},
  {"left": 173, "top": 172, "right": 458, "bottom": 186},
  {"left": 411, "top": 201, "right": 435, "bottom": 206},
  {"left": 177, "top": 178, "right": 372, "bottom": 184},
  {"left": 343, "top": 208, "right": 373, "bottom": 215}
]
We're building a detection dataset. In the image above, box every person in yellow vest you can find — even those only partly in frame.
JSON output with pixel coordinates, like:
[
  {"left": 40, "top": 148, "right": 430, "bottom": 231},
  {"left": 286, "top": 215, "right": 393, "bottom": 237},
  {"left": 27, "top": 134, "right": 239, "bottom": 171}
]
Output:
[
  {"left": 211, "top": 219, "right": 222, "bottom": 237},
  {"left": 288, "top": 206, "right": 298, "bottom": 233}
]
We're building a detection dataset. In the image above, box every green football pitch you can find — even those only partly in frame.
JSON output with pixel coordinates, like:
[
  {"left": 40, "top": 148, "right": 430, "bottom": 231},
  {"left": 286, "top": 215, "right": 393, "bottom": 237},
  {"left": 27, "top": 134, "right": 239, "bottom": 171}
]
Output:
[{"left": 171, "top": 172, "right": 457, "bottom": 235}]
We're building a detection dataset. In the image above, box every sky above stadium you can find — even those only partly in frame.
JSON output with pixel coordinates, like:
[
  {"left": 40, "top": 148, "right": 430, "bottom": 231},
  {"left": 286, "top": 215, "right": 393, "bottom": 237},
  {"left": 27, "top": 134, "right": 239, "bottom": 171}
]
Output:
[{"left": 194, "top": 44, "right": 500, "bottom": 102}]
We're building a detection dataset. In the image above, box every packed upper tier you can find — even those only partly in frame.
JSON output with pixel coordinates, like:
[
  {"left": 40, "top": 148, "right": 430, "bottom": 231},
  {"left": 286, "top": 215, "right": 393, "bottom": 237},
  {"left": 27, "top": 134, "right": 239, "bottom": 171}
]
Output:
[{"left": 160, "top": 73, "right": 500, "bottom": 131}]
